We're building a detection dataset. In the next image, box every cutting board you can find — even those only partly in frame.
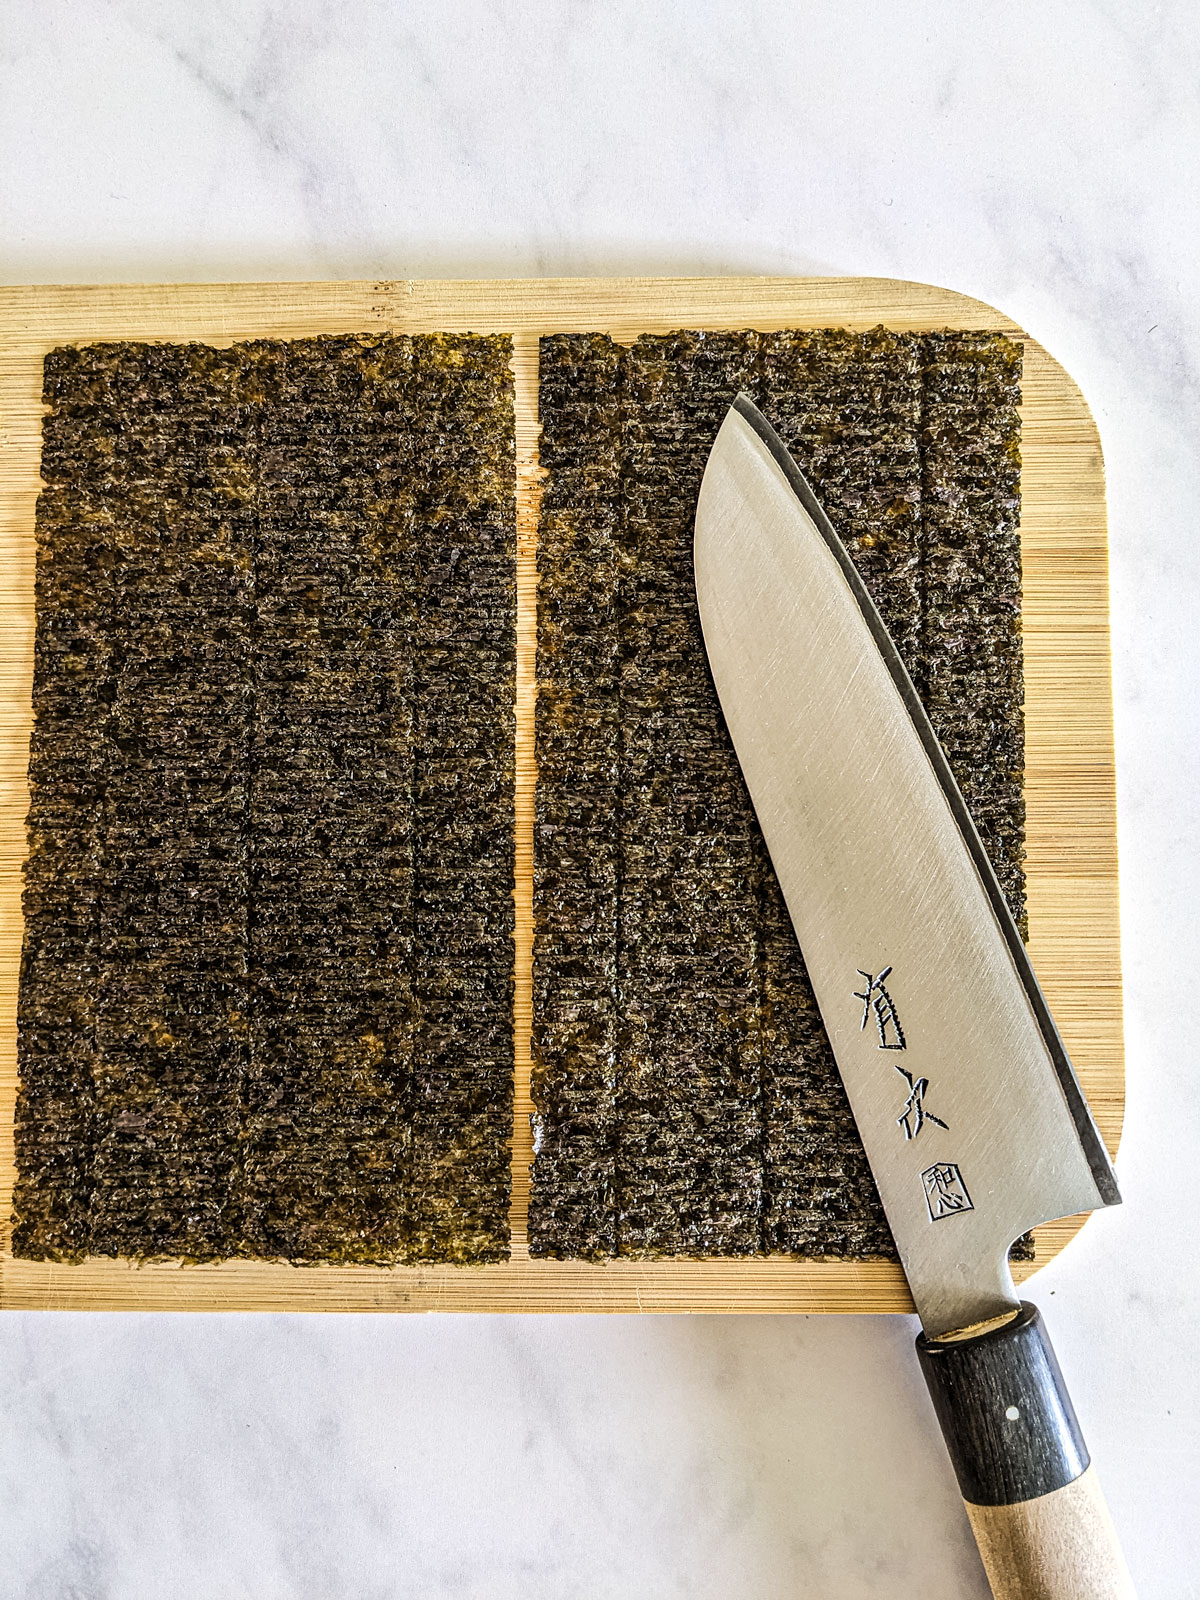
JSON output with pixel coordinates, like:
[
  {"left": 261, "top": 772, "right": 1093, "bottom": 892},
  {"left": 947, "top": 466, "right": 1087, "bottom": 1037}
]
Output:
[{"left": 0, "top": 277, "right": 1123, "bottom": 1312}]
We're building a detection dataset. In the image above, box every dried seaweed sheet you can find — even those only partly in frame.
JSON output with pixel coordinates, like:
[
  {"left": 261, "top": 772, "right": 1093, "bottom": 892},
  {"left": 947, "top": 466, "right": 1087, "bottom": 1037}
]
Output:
[
  {"left": 530, "top": 327, "right": 1023, "bottom": 1260},
  {"left": 15, "top": 332, "right": 516, "bottom": 1265}
]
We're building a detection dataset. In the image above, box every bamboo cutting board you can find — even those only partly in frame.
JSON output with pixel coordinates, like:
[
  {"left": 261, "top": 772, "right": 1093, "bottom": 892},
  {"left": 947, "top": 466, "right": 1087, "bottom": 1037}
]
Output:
[{"left": 0, "top": 277, "right": 1123, "bottom": 1312}]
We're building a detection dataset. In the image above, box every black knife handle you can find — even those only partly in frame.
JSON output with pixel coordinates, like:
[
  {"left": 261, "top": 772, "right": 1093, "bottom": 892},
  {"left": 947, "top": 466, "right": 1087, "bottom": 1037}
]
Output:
[
  {"left": 917, "top": 1301, "right": 1135, "bottom": 1597},
  {"left": 917, "top": 1301, "right": 1086, "bottom": 1505}
]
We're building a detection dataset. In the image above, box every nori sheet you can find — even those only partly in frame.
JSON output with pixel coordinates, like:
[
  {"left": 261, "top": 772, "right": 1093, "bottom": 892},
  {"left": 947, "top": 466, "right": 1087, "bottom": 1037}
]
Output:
[
  {"left": 530, "top": 327, "right": 1024, "bottom": 1260},
  {"left": 15, "top": 332, "right": 516, "bottom": 1265}
]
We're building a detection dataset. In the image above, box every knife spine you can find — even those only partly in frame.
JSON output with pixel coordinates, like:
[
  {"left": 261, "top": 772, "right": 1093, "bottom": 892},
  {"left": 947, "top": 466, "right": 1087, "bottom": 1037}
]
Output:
[{"left": 729, "top": 393, "right": 1120, "bottom": 1209}]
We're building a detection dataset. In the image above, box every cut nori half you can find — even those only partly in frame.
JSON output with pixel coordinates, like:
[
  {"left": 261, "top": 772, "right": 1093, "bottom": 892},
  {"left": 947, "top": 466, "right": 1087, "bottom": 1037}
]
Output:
[
  {"left": 15, "top": 332, "right": 516, "bottom": 1265},
  {"left": 530, "top": 327, "right": 1025, "bottom": 1262}
]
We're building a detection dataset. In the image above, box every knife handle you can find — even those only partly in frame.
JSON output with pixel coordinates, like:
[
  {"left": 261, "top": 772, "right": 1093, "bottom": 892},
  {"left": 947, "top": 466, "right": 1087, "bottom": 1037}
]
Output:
[{"left": 916, "top": 1302, "right": 1135, "bottom": 1599}]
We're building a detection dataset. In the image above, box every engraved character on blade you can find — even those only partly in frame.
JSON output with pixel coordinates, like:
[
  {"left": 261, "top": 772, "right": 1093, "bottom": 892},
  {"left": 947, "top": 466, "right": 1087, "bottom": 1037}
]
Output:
[
  {"left": 922, "top": 1162, "right": 973, "bottom": 1221},
  {"left": 895, "top": 1065, "right": 949, "bottom": 1140},
  {"left": 854, "top": 966, "right": 906, "bottom": 1049}
]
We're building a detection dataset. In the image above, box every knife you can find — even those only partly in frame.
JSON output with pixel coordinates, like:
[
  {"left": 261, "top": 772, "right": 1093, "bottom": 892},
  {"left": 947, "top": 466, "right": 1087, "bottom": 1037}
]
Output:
[{"left": 694, "top": 394, "right": 1134, "bottom": 1599}]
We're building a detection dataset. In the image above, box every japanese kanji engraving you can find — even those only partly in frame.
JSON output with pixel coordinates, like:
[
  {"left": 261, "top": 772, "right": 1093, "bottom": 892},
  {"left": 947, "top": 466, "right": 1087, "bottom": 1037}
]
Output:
[
  {"left": 921, "top": 1162, "right": 973, "bottom": 1221},
  {"left": 854, "top": 966, "right": 906, "bottom": 1050},
  {"left": 854, "top": 963, "right": 951, "bottom": 1142},
  {"left": 894, "top": 1065, "right": 949, "bottom": 1140}
]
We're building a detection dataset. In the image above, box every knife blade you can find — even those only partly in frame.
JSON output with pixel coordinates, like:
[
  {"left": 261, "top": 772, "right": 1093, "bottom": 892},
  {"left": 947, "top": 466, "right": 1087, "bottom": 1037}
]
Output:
[{"left": 694, "top": 394, "right": 1134, "bottom": 1598}]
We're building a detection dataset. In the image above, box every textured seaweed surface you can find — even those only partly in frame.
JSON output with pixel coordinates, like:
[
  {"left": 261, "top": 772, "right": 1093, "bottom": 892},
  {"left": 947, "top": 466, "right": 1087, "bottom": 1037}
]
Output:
[
  {"left": 16, "top": 332, "right": 516, "bottom": 1265},
  {"left": 531, "top": 328, "right": 1024, "bottom": 1261}
]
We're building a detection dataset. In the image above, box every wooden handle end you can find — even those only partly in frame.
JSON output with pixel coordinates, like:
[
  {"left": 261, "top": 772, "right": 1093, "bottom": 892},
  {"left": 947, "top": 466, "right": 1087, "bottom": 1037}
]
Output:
[{"left": 966, "top": 1465, "right": 1135, "bottom": 1599}]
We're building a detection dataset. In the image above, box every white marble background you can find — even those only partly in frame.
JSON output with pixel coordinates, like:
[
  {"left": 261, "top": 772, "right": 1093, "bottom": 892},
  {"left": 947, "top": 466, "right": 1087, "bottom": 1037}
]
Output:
[{"left": 2, "top": 2, "right": 1198, "bottom": 1595}]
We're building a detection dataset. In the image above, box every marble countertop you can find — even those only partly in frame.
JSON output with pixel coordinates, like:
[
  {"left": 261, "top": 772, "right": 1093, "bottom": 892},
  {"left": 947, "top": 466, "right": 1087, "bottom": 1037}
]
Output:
[{"left": 3, "top": 3, "right": 1197, "bottom": 1595}]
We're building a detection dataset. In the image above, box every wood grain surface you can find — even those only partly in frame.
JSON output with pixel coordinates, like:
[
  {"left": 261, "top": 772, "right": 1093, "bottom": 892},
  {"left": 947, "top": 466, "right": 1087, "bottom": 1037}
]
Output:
[
  {"left": 0, "top": 278, "right": 1124, "bottom": 1312},
  {"left": 966, "top": 1468, "right": 1137, "bottom": 1600}
]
